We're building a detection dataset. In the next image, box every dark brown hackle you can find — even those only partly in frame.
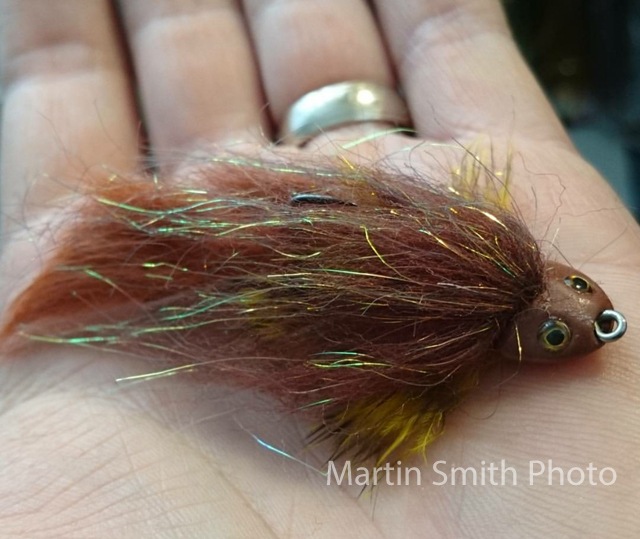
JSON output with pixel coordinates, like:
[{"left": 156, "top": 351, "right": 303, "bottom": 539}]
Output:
[{"left": 1, "top": 162, "right": 546, "bottom": 458}]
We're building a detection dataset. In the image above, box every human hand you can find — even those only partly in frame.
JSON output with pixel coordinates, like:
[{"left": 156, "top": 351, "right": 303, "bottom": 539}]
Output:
[{"left": 1, "top": 1, "right": 638, "bottom": 537}]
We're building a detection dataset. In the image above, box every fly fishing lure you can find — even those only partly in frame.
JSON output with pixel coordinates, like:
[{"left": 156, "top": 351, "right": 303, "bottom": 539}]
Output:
[{"left": 0, "top": 155, "right": 626, "bottom": 465}]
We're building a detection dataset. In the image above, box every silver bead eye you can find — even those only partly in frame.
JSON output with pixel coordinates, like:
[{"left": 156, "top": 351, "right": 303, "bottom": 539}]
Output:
[
  {"left": 538, "top": 319, "right": 572, "bottom": 352},
  {"left": 563, "top": 275, "right": 592, "bottom": 293}
]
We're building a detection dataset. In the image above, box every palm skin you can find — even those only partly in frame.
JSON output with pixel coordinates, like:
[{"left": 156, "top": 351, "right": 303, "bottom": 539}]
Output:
[{"left": 1, "top": 1, "right": 638, "bottom": 537}]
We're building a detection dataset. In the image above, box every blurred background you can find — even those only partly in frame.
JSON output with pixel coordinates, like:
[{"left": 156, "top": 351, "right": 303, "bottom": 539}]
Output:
[{"left": 504, "top": 0, "right": 640, "bottom": 220}]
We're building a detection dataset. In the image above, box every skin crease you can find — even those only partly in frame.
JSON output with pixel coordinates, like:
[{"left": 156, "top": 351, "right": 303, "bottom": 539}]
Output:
[{"left": 0, "top": 0, "right": 639, "bottom": 538}]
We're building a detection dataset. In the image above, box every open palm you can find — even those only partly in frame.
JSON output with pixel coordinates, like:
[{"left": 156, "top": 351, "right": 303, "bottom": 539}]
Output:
[{"left": 1, "top": 1, "right": 638, "bottom": 537}]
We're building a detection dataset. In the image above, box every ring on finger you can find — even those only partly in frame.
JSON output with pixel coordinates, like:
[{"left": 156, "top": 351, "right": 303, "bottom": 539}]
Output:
[{"left": 279, "top": 81, "right": 411, "bottom": 146}]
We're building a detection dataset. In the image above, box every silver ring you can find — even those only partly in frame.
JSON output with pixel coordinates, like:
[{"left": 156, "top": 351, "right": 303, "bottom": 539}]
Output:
[
  {"left": 279, "top": 81, "right": 411, "bottom": 146},
  {"left": 594, "top": 309, "right": 627, "bottom": 343}
]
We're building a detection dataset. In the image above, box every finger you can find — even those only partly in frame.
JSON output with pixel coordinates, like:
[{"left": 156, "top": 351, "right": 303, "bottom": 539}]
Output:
[
  {"left": 0, "top": 0, "right": 140, "bottom": 228},
  {"left": 119, "top": 0, "right": 267, "bottom": 159},
  {"left": 372, "top": 0, "right": 572, "bottom": 145},
  {"left": 243, "top": 0, "right": 394, "bottom": 135}
]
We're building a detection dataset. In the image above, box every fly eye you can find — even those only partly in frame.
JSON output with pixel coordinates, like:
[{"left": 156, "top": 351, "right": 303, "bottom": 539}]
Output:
[
  {"left": 538, "top": 319, "right": 572, "bottom": 351},
  {"left": 563, "top": 275, "right": 592, "bottom": 293}
]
